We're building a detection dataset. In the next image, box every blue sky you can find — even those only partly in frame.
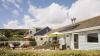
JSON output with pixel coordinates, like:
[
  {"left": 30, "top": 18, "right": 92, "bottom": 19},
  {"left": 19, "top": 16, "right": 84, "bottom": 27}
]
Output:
[
  {"left": 0, "top": 0, "right": 100, "bottom": 29},
  {"left": 0, "top": 0, "right": 76, "bottom": 28}
]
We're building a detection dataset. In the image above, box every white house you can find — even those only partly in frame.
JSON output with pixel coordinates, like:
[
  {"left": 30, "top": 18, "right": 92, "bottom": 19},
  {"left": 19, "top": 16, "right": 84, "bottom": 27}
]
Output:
[
  {"left": 29, "top": 27, "right": 51, "bottom": 46},
  {"left": 56, "top": 16, "right": 100, "bottom": 50}
]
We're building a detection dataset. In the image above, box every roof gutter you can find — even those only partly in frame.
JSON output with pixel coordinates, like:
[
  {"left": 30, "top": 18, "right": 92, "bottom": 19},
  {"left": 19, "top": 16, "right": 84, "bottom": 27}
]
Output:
[{"left": 63, "top": 26, "right": 100, "bottom": 34}]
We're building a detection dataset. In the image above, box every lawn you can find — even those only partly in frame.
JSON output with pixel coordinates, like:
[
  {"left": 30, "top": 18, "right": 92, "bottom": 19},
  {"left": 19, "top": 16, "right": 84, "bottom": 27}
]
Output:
[{"left": 0, "top": 48, "right": 100, "bottom": 56}]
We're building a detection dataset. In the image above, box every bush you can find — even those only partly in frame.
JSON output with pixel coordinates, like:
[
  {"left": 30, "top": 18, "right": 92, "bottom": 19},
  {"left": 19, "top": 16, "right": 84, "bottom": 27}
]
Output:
[
  {"left": 12, "top": 42, "right": 20, "bottom": 47},
  {"left": 0, "top": 36, "right": 8, "bottom": 41},
  {"left": 0, "top": 42, "right": 8, "bottom": 47},
  {"left": 0, "top": 36, "right": 9, "bottom": 47},
  {"left": 29, "top": 38, "right": 37, "bottom": 46}
]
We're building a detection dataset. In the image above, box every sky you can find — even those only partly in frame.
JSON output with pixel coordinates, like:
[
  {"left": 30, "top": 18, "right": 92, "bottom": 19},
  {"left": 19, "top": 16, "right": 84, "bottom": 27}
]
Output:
[{"left": 0, "top": 0, "right": 100, "bottom": 29}]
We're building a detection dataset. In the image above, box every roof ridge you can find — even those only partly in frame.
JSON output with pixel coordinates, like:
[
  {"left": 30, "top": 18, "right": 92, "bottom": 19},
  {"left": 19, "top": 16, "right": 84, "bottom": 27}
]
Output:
[
  {"left": 53, "top": 15, "right": 100, "bottom": 32},
  {"left": 59, "top": 15, "right": 100, "bottom": 29},
  {"left": 76, "top": 15, "right": 100, "bottom": 24}
]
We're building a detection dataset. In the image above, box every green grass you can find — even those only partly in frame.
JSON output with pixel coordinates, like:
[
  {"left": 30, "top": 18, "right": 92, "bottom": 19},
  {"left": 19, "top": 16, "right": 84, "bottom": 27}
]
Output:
[{"left": 0, "top": 48, "right": 100, "bottom": 56}]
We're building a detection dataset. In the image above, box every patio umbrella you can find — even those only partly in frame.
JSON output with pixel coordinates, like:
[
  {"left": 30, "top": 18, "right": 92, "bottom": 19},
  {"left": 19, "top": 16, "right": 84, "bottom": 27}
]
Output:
[
  {"left": 48, "top": 32, "right": 64, "bottom": 38},
  {"left": 48, "top": 32, "right": 64, "bottom": 50}
]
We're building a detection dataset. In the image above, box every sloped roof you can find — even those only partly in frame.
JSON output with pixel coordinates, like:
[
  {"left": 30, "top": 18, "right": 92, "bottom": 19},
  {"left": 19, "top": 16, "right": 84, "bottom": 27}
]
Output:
[
  {"left": 51, "top": 16, "right": 100, "bottom": 32},
  {"left": 34, "top": 27, "right": 51, "bottom": 36}
]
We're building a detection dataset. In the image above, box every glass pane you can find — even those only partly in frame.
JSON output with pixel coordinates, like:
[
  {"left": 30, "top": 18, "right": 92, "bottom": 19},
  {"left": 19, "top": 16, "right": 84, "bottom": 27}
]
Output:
[{"left": 87, "top": 33, "right": 98, "bottom": 42}]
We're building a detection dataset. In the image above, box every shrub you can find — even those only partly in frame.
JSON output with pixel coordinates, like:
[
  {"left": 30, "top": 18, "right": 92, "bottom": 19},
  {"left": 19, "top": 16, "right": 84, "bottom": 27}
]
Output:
[
  {"left": 12, "top": 42, "right": 20, "bottom": 47},
  {"left": 29, "top": 38, "right": 37, "bottom": 46},
  {"left": 0, "top": 36, "right": 9, "bottom": 47},
  {"left": 0, "top": 36, "right": 8, "bottom": 41},
  {"left": 0, "top": 42, "right": 8, "bottom": 47}
]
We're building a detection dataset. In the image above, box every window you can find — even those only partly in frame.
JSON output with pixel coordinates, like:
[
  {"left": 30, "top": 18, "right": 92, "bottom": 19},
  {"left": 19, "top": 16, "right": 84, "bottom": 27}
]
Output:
[
  {"left": 87, "top": 33, "right": 98, "bottom": 42},
  {"left": 40, "top": 38, "right": 43, "bottom": 40},
  {"left": 30, "top": 31, "right": 32, "bottom": 34},
  {"left": 66, "top": 35, "right": 69, "bottom": 37}
]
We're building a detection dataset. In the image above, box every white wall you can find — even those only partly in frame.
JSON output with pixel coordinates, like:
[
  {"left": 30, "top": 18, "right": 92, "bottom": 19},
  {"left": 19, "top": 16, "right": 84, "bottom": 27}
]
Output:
[
  {"left": 65, "top": 34, "right": 71, "bottom": 46},
  {"left": 64, "top": 34, "right": 74, "bottom": 49},
  {"left": 35, "top": 36, "right": 48, "bottom": 46},
  {"left": 29, "top": 28, "right": 36, "bottom": 35},
  {"left": 78, "top": 30, "right": 100, "bottom": 50}
]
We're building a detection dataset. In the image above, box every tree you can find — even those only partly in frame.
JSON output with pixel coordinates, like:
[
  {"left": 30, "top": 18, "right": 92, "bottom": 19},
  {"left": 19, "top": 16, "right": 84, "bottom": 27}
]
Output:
[
  {"left": 1, "top": 29, "right": 12, "bottom": 38},
  {"left": 0, "top": 35, "right": 8, "bottom": 47},
  {"left": 0, "top": 35, "right": 8, "bottom": 41}
]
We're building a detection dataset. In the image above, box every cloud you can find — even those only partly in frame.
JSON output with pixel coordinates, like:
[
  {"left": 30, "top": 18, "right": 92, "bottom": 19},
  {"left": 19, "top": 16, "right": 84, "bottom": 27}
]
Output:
[
  {"left": 69, "top": 0, "right": 100, "bottom": 21},
  {"left": 3, "top": 0, "right": 100, "bottom": 29},
  {"left": 27, "top": 0, "right": 100, "bottom": 28},
  {"left": 23, "top": 15, "right": 36, "bottom": 28},
  {"left": 3, "top": 20, "right": 23, "bottom": 29},
  {"left": 12, "top": 9, "right": 20, "bottom": 16},
  {"left": 28, "top": 3, "right": 69, "bottom": 28},
  {"left": 4, "top": 3, "right": 69, "bottom": 29},
  {"left": 3, "top": 15, "right": 36, "bottom": 29},
  {"left": 1, "top": 0, "right": 21, "bottom": 9}
]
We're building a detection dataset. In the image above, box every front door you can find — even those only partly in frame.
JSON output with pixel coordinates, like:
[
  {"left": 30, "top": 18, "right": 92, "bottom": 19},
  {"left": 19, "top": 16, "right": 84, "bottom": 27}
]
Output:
[{"left": 74, "top": 34, "right": 79, "bottom": 49}]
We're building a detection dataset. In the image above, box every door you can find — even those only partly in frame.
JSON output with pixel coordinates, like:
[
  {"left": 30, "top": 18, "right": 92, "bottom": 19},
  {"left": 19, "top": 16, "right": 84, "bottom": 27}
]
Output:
[{"left": 74, "top": 34, "right": 79, "bottom": 49}]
